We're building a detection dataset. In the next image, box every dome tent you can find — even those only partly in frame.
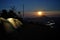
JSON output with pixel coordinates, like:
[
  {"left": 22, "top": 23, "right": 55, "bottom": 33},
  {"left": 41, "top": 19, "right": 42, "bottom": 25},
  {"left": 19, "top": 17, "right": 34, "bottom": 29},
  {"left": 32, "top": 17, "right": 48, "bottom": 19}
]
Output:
[
  {"left": 0, "top": 17, "right": 23, "bottom": 33},
  {"left": 0, "top": 17, "right": 15, "bottom": 33},
  {"left": 7, "top": 18, "right": 23, "bottom": 29}
]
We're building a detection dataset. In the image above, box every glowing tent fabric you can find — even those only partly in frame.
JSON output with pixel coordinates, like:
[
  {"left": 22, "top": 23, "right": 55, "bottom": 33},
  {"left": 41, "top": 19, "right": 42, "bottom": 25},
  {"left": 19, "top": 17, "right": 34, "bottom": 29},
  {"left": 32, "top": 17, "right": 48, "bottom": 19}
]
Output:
[
  {"left": 7, "top": 18, "right": 23, "bottom": 29},
  {"left": 0, "top": 17, "right": 23, "bottom": 33},
  {"left": 0, "top": 17, "right": 15, "bottom": 32}
]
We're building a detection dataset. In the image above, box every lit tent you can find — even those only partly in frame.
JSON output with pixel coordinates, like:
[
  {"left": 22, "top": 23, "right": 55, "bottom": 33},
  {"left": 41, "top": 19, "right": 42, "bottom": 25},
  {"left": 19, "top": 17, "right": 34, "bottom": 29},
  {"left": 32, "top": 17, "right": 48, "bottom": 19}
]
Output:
[
  {"left": 7, "top": 18, "right": 23, "bottom": 29},
  {"left": 0, "top": 17, "right": 23, "bottom": 33}
]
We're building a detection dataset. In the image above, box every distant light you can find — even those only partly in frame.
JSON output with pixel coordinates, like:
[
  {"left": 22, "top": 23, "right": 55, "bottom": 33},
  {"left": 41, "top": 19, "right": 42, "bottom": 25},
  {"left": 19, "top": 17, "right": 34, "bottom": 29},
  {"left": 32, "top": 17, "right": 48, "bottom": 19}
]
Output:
[{"left": 37, "top": 11, "right": 43, "bottom": 16}]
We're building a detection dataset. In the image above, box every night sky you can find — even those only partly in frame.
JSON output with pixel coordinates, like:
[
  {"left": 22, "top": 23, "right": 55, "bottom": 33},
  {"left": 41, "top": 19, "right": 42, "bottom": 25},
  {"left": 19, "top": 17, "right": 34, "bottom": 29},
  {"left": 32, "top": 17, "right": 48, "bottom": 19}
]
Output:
[{"left": 0, "top": 0, "right": 60, "bottom": 17}]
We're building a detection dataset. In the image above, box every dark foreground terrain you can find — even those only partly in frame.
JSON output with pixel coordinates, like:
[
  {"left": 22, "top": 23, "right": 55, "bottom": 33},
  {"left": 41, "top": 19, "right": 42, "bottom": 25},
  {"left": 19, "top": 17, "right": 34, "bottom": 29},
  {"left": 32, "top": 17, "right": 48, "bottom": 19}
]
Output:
[{"left": 0, "top": 17, "right": 60, "bottom": 40}]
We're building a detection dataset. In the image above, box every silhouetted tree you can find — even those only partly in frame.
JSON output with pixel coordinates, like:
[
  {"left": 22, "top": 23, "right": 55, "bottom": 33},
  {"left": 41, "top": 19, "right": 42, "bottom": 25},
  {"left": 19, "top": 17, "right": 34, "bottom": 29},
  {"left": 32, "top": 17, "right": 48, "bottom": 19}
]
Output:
[
  {"left": 8, "top": 10, "right": 18, "bottom": 18},
  {"left": 1, "top": 9, "right": 8, "bottom": 19},
  {"left": 18, "top": 11, "right": 23, "bottom": 18},
  {"left": 10, "top": 6, "right": 16, "bottom": 11},
  {"left": 18, "top": 12, "right": 21, "bottom": 17},
  {"left": 1, "top": 9, "right": 18, "bottom": 19}
]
